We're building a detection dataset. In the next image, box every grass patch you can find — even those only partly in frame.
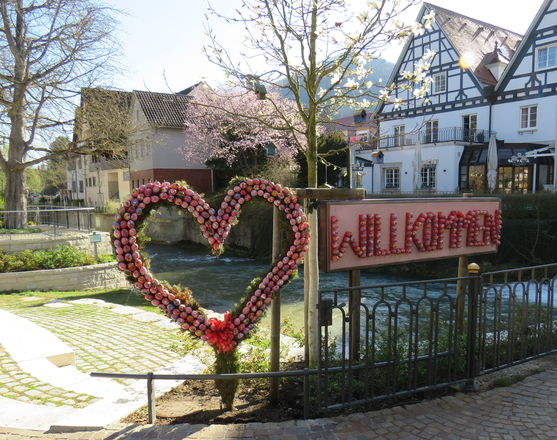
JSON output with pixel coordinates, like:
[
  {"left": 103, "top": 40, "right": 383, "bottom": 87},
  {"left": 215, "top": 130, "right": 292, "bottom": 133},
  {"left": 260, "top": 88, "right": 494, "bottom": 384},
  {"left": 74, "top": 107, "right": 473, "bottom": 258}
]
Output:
[
  {"left": 493, "top": 374, "right": 528, "bottom": 387},
  {"left": 0, "top": 288, "right": 159, "bottom": 313}
]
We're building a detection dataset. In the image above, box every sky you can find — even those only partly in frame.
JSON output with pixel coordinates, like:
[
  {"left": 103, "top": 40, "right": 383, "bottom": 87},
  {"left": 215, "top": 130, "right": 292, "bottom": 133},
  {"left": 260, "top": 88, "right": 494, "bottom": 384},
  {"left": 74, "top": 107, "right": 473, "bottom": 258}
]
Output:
[{"left": 105, "top": 0, "right": 545, "bottom": 93}]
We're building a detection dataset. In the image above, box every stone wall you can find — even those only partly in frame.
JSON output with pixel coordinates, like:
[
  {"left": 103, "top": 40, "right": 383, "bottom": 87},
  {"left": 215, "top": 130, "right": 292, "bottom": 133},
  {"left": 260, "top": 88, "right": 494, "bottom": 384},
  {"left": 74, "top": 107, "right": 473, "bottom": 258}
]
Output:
[
  {"left": 0, "top": 231, "right": 113, "bottom": 256},
  {"left": 92, "top": 206, "right": 272, "bottom": 255},
  {"left": 0, "top": 262, "right": 128, "bottom": 292}
]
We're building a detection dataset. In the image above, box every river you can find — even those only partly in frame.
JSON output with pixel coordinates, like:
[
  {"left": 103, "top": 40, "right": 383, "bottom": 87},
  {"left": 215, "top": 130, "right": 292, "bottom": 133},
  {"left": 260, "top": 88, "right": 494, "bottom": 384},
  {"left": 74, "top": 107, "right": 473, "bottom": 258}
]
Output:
[
  {"left": 143, "top": 242, "right": 424, "bottom": 327},
  {"left": 142, "top": 243, "right": 557, "bottom": 338}
]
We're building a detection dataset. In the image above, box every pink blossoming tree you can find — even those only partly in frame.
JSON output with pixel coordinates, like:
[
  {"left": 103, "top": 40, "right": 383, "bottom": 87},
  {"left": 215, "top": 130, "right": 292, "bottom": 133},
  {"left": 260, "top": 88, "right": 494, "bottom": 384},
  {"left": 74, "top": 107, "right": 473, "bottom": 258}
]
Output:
[{"left": 183, "top": 86, "right": 307, "bottom": 179}]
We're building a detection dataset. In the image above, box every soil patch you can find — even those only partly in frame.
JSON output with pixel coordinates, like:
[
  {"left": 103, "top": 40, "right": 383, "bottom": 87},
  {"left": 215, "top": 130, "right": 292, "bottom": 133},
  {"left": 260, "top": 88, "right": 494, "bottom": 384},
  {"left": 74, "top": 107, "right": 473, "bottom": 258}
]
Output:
[
  {"left": 121, "top": 374, "right": 308, "bottom": 425},
  {"left": 121, "top": 354, "right": 557, "bottom": 426},
  {"left": 121, "top": 362, "right": 453, "bottom": 426}
]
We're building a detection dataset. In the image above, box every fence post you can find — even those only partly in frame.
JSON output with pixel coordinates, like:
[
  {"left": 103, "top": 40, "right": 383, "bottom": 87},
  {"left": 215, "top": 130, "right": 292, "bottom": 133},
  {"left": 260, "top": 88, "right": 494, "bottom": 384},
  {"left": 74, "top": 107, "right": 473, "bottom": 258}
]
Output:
[
  {"left": 456, "top": 193, "right": 473, "bottom": 333},
  {"left": 463, "top": 262, "right": 480, "bottom": 391},
  {"left": 147, "top": 372, "right": 156, "bottom": 424},
  {"left": 348, "top": 270, "right": 361, "bottom": 360},
  {"left": 303, "top": 368, "right": 310, "bottom": 420}
]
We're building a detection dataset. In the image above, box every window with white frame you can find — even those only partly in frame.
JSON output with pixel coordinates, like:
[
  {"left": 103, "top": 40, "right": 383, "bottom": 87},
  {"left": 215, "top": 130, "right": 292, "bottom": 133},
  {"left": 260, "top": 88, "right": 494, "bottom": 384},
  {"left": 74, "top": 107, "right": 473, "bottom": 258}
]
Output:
[
  {"left": 394, "top": 125, "right": 405, "bottom": 147},
  {"left": 463, "top": 114, "right": 477, "bottom": 141},
  {"left": 521, "top": 105, "right": 537, "bottom": 129},
  {"left": 384, "top": 168, "right": 400, "bottom": 189},
  {"left": 421, "top": 165, "right": 436, "bottom": 188},
  {"left": 538, "top": 45, "right": 557, "bottom": 70},
  {"left": 425, "top": 120, "right": 438, "bottom": 143},
  {"left": 433, "top": 73, "right": 446, "bottom": 93}
]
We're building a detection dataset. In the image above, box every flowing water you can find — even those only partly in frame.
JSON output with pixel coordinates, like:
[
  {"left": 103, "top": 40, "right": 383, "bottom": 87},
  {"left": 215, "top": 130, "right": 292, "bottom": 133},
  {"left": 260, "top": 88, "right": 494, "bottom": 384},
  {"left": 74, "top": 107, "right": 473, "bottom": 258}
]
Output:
[
  {"left": 142, "top": 243, "right": 557, "bottom": 338},
  {"left": 143, "top": 242, "right": 425, "bottom": 327}
]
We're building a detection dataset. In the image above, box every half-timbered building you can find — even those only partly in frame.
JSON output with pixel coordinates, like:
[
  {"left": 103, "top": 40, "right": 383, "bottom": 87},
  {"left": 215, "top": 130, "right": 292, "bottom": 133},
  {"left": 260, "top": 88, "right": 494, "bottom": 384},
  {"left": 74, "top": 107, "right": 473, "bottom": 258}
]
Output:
[{"left": 360, "top": 0, "right": 556, "bottom": 194}]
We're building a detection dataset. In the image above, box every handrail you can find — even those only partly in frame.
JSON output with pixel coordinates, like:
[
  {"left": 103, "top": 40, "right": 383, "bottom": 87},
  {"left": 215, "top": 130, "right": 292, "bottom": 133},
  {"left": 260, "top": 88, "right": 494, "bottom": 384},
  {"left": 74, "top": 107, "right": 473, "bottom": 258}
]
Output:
[
  {"left": 0, "top": 207, "right": 95, "bottom": 213},
  {"left": 91, "top": 368, "right": 315, "bottom": 423},
  {"left": 0, "top": 207, "right": 95, "bottom": 237}
]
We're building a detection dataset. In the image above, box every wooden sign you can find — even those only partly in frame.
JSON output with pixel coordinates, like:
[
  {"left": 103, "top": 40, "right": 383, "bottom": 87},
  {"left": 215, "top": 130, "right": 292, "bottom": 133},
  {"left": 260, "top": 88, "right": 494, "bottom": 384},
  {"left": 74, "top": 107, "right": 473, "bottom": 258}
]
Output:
[{"left": 319, "top": 198, "right": 502, "bottom": 273}]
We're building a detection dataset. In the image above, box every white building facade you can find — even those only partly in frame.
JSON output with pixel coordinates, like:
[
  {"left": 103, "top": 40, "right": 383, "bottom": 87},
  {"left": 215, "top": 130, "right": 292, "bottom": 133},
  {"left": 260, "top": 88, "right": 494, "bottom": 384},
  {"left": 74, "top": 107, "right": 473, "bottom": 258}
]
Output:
[{"left": 356, "top": 0, "right": 557, "bottom": 195}]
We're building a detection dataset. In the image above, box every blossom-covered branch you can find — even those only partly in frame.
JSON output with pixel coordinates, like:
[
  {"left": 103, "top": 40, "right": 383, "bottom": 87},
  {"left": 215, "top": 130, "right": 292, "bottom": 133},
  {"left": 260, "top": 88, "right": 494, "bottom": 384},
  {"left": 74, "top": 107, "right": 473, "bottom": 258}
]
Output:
[{"left": 182, "top": 86, "right": 308, "bottom": 169}]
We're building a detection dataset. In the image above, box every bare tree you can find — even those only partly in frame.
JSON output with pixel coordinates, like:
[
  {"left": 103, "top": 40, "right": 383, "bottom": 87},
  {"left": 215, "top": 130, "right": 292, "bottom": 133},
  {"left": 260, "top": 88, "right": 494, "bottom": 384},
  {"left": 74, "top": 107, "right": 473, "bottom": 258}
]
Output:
[
  {"left": 204, "top": 0, "right": 435, "bottom": 365},
  {"left": 0, "top": 0, "right": 127, "bottom": 228}
]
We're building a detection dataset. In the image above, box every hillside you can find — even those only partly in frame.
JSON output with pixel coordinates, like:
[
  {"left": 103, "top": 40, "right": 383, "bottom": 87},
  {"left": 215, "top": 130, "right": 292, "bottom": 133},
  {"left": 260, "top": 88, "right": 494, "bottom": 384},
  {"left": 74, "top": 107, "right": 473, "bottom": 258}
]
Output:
[{"left": 277, "top": 58, "right": 395, "bottom": 117}]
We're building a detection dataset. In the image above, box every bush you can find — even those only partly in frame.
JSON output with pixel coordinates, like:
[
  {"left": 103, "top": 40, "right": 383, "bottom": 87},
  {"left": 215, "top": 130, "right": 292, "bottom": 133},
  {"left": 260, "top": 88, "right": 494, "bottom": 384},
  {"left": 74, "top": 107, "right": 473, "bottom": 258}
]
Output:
[
  {"left": 0, "top": 245, "right": 102, "bottom": 273},
  {"left": 32, "top": 245, "right": 96, "bottom": 269},
  {"left": 97, "top": 254, "right": 116, "bottom": 264},
  {"left": 0, "top": 227, "right": 42, "bottom": 234},
  {"left": 499, "top": 193, "right": 557, "bottom": 219}
]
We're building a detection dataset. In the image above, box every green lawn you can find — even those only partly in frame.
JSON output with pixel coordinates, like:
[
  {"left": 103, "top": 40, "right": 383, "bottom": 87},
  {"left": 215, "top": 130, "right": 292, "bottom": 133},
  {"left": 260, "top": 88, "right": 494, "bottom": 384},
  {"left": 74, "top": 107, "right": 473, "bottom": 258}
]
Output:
[{"left": 0, "top": 288, "right": 159, "bottom": 312}]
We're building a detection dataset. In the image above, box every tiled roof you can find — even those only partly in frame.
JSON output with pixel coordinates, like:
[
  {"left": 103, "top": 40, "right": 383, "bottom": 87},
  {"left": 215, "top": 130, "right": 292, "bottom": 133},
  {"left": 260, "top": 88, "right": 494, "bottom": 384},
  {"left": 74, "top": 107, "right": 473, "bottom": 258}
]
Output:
[
  {"left": 425, "top": 3, "right": 523, "bottom": 85},
  {"left": 322, "top": 114, "right": 377, "bottom": 136},
  {"left": 133, "top": 90, "right": 192, "bottom": 128}
]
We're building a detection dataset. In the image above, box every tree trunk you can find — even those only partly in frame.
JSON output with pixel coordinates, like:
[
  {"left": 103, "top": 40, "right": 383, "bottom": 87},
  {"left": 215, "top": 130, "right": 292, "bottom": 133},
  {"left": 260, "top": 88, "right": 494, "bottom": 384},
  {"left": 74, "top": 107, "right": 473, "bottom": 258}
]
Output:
[
  {"left": 303, "top": 0, "right": 321, "bottom": 369},
  {"left": 3, "top": 5, "right": 30, "bottom": 229},
  {"left": 4, "top": 167, "right": 27, "bottom": 229}
]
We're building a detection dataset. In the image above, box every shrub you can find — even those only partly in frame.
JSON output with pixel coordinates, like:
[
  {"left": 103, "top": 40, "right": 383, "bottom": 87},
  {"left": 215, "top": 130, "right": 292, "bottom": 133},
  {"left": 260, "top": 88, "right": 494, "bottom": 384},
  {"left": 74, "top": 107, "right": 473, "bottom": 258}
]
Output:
[
  {"left": 0, "top": 245, "right": 100, "bottom": 273},
  {"left": 97, "top": 254, "right": 116, "bottom": 264},
  {"left": 0, "top": 227, "right": 42, "bottom": 234}
]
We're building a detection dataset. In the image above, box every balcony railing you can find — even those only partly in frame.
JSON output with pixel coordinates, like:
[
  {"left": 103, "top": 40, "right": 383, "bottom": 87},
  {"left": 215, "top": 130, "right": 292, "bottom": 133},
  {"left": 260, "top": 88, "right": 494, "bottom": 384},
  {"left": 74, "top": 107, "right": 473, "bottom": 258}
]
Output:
[{"left": 358, "top": 127, "right": 492, "bottom": 151}]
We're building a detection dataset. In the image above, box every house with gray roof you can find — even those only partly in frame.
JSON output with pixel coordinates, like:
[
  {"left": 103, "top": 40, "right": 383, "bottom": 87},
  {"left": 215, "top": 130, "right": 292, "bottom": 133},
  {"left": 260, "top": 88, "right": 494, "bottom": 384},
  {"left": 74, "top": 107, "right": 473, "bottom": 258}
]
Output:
[
  {"left": 129, "top": 85, "right": 213, "bottom": 194},
  {"left": 67, "top": 83, "right": 214, "bottom": 207},
  {"left": 360, "top": 0, "right": 556, "bottom": 194}
]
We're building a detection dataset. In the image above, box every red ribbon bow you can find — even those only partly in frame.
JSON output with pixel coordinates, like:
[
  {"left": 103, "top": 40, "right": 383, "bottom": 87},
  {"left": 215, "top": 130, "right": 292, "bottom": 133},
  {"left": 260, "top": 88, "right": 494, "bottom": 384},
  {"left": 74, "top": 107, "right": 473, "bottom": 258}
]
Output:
[{"left": 206, "top": 312, "right": 236, "bottom": 353}]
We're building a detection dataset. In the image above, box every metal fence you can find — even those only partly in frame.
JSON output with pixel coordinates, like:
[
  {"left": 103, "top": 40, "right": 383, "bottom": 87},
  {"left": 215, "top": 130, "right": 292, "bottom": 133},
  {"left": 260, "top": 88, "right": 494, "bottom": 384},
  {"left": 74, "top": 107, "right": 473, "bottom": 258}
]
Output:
[
  {"left": 0, "top": 207, "right": 95, "bottom": 238},
  {"left": 316, "top": 263, "right": 557, "bottom": 412},
  {"left": 89, "top": 263, "right": 557, "bottom": 421},
  {"left": 479, "top": 264, "right": 557, "bottom": 375}
]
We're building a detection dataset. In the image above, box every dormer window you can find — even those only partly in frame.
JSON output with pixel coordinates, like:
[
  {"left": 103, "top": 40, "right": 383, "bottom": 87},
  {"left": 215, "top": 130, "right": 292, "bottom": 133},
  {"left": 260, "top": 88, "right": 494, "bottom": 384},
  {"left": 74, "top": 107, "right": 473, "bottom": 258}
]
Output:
[{"left": 538, "top": 45, "right": 557, "bottom": 70}]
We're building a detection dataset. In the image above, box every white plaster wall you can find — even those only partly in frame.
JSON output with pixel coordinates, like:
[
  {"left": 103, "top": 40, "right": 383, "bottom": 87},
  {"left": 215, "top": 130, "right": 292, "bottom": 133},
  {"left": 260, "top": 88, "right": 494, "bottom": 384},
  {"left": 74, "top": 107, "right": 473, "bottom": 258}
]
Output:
[
  {"left": 492, "top": 96, "right": 557, "bottom": 147},
  {"left": 128, "top": 97, "right": 207, "bottom": 174},
  {"left": 151, "top": 128, "right": 205, "bottom": 169},
  {"left": 358, "top": 143, "right": 462, "bottom": 194}
]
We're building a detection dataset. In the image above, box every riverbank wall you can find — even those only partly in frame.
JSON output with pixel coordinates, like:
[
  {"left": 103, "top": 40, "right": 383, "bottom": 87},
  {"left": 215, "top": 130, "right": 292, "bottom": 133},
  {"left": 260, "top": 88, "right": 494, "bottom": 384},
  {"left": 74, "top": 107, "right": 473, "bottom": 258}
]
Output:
[
  {"left": 0, "top": 262, "right": 127, "bottom": 292},
  {"left": 94, "top": 203, "right": 273, "bottom": 257}
]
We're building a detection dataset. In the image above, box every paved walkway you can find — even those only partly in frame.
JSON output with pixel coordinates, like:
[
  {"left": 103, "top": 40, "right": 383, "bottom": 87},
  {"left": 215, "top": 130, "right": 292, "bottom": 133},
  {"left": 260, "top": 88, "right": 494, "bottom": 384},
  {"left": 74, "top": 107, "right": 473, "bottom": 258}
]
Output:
[
  {"left": 1, "top": 297, "right": 557, "bottom": 439},
  {"left": 2, "top": 367, "right": 557, "bottom": 439}
]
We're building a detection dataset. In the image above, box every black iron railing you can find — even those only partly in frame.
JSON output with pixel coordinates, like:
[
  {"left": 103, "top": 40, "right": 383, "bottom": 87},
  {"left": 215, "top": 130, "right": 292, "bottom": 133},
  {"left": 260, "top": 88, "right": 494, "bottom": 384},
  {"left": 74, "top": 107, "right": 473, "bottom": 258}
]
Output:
[
  {"left": 0, "top": 207, "right": 94, "bottom": 238},
  {"left": 358, "top": 127, "right": 492, "bottom": 151},
  {"left": 90, "top": 263, "right": 557, "bottom": 420},
  {"left": 315, "top": 263, "right": 557, "bottom": 412}
]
